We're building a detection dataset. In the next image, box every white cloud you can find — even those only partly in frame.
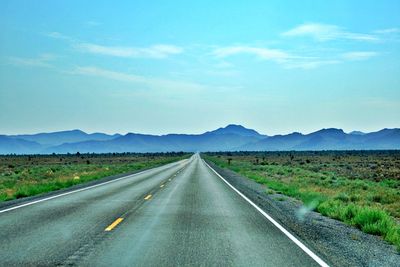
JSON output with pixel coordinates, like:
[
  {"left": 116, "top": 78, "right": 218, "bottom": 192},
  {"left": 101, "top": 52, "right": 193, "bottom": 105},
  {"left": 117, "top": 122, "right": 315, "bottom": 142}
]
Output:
[
  {"left": 374, "top": 28, "right": 400, "bottom": 34},
  {"left": 45, "top": 32, "right": 74, "bottom": 41},
  {"left": 74, "top": 66, "right": 146, "bottom": 83},
  {"left": 212, "top": 45, "right": 340, "bottom": 69},
  {"left": 282, "top": 23, "right": 379, "bottom": 42},
  {"left": 284, "top": 60, "right": 340, "bottom": 70},
  {"left": 72, "top": 66, "right": 212, "bottom": 92},
  {"left": 74, "top": 43, "right": 183, "bottom": 59},
  {"left": 341, "top": 51, "right": 378, "bottom": 61},
  {"left": 213, "top": 46, "right": 291, "bottom": 63},
  {"left": 9, "top": 54, "right": 57, "bottom": 68},
  {"left": 45, "top": 31, "right": 183, "bottom": 59}
]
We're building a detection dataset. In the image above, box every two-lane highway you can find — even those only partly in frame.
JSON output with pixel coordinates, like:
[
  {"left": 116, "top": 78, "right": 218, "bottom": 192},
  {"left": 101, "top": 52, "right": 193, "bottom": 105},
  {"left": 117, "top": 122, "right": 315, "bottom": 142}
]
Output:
[
  {"left": 0, "top": 154, "right": 327, "bottom": 266},
  {"left": 0, "top": 158, "right": 190, "bottom": 266}
]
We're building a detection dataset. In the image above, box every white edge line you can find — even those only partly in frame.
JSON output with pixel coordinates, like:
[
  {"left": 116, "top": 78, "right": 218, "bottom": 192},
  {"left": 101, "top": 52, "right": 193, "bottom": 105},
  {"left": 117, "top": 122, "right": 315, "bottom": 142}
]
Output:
[
  {"left": 203, "top": 159, "right": 329, "bottom": 267},
  {"left": 0, "top": 159, "right": 188, "bottom": 214}
]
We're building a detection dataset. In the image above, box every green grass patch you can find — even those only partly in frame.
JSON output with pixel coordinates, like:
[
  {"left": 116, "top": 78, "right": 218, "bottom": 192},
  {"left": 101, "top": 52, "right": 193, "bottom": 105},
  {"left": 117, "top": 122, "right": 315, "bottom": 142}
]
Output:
[{"left": 0, "top": 153, "right": 189, "bottom": 202}]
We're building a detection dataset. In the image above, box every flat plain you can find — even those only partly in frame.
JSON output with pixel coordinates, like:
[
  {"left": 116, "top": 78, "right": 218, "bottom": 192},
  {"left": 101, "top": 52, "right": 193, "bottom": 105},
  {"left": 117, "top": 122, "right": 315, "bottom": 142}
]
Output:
[
  {"left": 0, "top": 152, "right": 188, "bottom": 202},
  {"left": 204, "top": 151, "right": 400, "bottom": 250}
]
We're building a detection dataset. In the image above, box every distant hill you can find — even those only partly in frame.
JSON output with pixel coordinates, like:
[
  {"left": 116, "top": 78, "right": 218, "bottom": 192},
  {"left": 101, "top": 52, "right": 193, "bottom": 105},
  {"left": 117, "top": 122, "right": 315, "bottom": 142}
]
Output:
[
  {"left": 9, "top": 130, "right": 120, "bottom": 146},
  {"left": 0, "top": 126, "right": 399, "bottom": 154},
  {"left": 240, "top": 128, "right": 400, "bottom": 151},
  {"left": 349, "top": 131, "right": 366, "bottom": 135},
  {"left": 45, "top": 125, "right": 265, "bottom": 153},
  {"left": 0, "top": 135, "right": 42, "bottom": 154},
  {"left": 205, "top": 124, "right": 267, "bottom": 138}
]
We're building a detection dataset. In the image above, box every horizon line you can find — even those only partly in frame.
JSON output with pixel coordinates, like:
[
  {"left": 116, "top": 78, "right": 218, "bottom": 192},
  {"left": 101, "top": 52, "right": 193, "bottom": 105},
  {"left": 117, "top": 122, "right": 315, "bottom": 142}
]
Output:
[{"left": 2, "top": 125, "right": 399, "bottom": 137}]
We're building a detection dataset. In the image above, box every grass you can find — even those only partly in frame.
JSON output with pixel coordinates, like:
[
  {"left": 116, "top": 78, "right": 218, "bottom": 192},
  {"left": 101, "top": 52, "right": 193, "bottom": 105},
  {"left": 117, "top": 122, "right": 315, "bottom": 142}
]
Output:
[
  {"left": 204, "top": 151, "right": 400, "bottom": 250},
  {"left": 0, "top": 152, "right": 189, "bottom": 202}
]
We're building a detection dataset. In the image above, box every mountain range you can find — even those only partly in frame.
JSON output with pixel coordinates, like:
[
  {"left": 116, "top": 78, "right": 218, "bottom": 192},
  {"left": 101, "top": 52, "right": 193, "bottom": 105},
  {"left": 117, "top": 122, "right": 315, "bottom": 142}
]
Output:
[{"left": 0, "top": 124, "right": 399, "bottom": 154}]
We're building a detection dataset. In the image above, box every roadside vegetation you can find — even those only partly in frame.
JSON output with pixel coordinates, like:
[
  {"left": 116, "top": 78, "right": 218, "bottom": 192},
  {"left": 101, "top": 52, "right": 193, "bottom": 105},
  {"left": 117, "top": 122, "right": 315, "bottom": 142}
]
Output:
[
  {"left": 204, "top": 151, "right": 400, "bottom": 250},
  {"left": 0, "top": 152, "right": 189, "bottom": 202}
]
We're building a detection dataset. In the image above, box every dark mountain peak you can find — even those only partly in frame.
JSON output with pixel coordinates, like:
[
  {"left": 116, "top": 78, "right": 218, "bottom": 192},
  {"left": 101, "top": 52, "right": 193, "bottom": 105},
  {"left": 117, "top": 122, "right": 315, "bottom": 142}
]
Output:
[
  {"left": 68, "top": 129, "right": 85, "bottom": 133},
  {"left": 55, "top": 129, "right": 88, "bottom": 137},
  {"left": 122, "top": 133, "right": 157, "bottom": 138},
  {"left": 311, "top": 128, "right": 345, "bottom": 136},
  {"left": 44, "top": 129, "right": 86, "bottom": 135},
  {"left": 122, "top": 133, "right": 141, "bottom": 138},
  {"left": 367, "top": 128, "right": 400, "bottom": 138},
  {"left": 378, "top": 128, "right": 399, "bottom": 133},
  {"left": 272, "top": 132, "right": 302, "bottom": 137},
  {"left": 208, "top": 124, "right": 265, "bottom": 137},
  {"left": 349, "top": 131, "right": 366, "bottom": 135},
  {"left": 289, "top": 132, "right": 303, "bottom": 136},
  {"left": 226, "top": 124, "right": 246, "bottom": 129}
]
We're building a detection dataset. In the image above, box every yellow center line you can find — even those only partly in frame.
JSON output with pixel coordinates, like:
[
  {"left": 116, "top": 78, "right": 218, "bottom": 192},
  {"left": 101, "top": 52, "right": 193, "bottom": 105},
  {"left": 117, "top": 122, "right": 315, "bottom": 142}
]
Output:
[
  {"left": 105, "top": 218, "right": 124, "bottom": 232},
  {"left": 160, "top": 184, "right": 164, "bottom": 188},
  {"left": 144, "top": 194, "right": 152, "bottom": 200}
]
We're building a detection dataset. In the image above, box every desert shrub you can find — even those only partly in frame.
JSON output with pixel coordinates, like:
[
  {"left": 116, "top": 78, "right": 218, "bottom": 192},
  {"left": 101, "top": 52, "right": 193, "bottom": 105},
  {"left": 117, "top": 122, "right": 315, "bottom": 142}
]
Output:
[
  {"left": 317, "top": 199, "right": 342, "bottom": 219},
  {"left": 350, "top": 194, "right": 361, "bottom": 202},
  {"left": 335, "top": 192, "right": 350, "bottom": 202},
  {"left": 340, "top": 204, "right": 359, "bottom": 221},
  {"left": 353, "top": 208, "right": 393, "bottom": 236}
]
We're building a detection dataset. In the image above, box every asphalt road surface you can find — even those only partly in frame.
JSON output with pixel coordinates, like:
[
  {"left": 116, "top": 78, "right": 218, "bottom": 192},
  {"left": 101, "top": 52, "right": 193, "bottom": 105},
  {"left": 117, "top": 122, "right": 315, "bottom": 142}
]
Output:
[{"left": 0, "top": 154, "right": 326, "bottom": 266}]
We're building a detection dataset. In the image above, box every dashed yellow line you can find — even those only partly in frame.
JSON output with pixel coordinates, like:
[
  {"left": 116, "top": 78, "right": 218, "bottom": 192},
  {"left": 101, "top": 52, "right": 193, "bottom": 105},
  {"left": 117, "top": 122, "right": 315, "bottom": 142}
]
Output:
[
  {"left": 105, "top": 218, "right": 124, "bottom": 231},
  {"left": 144, "top": 194, "right": 152, "bottom": 200}
]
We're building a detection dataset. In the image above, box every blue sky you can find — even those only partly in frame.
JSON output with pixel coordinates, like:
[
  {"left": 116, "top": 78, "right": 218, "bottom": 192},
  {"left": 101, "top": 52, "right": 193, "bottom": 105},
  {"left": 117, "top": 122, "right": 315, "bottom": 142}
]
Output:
[{"left": 1, "top": 0, "right": 399, "bottom": 135}]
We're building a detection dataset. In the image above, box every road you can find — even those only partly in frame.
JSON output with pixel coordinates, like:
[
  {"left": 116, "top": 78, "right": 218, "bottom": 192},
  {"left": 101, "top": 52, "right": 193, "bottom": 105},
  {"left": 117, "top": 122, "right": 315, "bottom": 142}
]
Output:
[{"left": 0, "top": 154, "right": 326, "bottom": 266}]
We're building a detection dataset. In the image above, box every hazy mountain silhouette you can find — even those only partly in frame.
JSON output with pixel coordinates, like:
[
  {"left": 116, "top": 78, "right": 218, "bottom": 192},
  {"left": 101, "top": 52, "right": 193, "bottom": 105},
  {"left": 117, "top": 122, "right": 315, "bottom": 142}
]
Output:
[
  {"left": 0, "top": 126, "right": 399, "bottom": 154},
  {"left": 205, "top": 124, "right": 267, "bottom": 137},
  {"left": 241, "top": 128, "right": 400, "bottom": 151},
  {"left": 0, "top": 135, "right": 42, "bottom": 154},
  {"left": 9, "top": 130, "right": 121, "bottom": 146},
  {"left": 349, "top": 131, "right": 366, "bottom": 135},
  {"left": 46, "top": 125, "right": 265, "bottom": 153}
]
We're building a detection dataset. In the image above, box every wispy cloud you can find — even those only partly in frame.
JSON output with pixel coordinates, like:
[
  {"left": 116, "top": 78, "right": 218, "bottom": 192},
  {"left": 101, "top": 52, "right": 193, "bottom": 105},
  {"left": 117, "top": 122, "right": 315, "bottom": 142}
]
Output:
[
  {"left": 43, "top": 27, "right": 385, "bottom": 72},
  {"left": 211, "top": 45, "right": 338, "bottom": 69},
  {"left": 45, "top": 31, "right": 74, "bottom": 41},
  {"left": 74, "top": 43, "right": 183, "bottom": 58},
  {"left": 374, "top": 28, "right": 400, "bottom": 34},
  {"left": 283, "top": 60, "right": 340, "bottom": 70},
  {"left": 213, "top": 46, "right": 291, "bottom": 63},
  {"left": 9, "top": 54, "right": 57, "bottom": 68},
  {"left": 341, "top": 51, "right": 378, "bottom": 61},
  {"left": 282, "top": 23, "right": 379, "bottom": 42},
  {"left": 45, "top": 32, "right": 183, "bottom": 59},
  {"left": 74, "top": 66, "right": 147, "bottom": 83},
  {"left": 211, "top": 45, "right": 380, "bottom": 70},
  {"left": 72, "top": 66, "right": 213, "bottom": 92}
]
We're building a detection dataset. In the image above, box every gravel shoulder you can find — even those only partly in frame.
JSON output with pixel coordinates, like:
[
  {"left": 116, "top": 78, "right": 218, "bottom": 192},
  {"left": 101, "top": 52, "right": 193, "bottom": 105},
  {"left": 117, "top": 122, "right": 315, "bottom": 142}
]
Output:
[{"left": 205, "top": 160, "right": 400, "bottom": 267}]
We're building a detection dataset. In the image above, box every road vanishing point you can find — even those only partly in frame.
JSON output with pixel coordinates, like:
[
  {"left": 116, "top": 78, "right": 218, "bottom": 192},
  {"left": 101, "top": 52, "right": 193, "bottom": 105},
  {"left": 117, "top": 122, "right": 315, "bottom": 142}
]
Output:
[{"left": 0, "top": 154, "right": 328, "bottom": 266}]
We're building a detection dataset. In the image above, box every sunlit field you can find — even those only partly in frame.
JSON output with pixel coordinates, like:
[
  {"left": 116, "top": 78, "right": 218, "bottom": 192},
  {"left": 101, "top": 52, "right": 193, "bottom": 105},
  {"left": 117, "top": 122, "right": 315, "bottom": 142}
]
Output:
[
  {"left": 0, "top": 152, "right": 188, "bottom": 202},
  {"left": 204, "top": 151, "right": 400, "bottom": 250}
]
